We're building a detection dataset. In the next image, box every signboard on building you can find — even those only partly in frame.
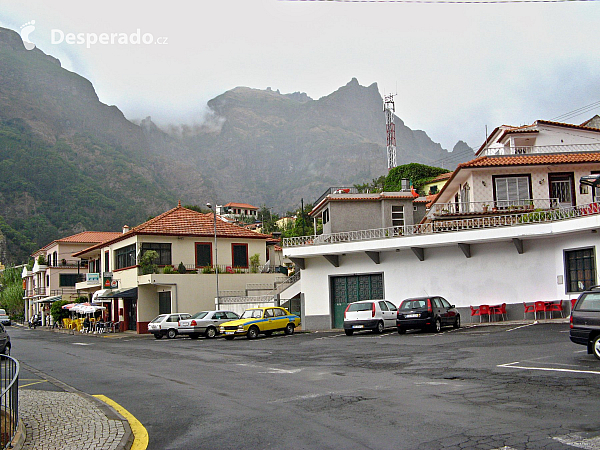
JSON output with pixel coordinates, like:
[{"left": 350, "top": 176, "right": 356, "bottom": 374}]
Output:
[{"left": 86, "top": 273, "right": 100, "bottom": 285}]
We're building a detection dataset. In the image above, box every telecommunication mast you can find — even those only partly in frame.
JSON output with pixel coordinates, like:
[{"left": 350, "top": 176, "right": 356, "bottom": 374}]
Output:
[{"left": 383, "top": 94, "right": 397, "bottom": 170}]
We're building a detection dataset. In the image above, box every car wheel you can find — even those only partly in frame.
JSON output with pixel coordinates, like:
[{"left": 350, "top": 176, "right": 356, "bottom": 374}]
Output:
[
  {"left": 190, "top": 333, "right": 200, "bottom": 340},
  {"left": 433, "top": 319, "right": 441, "bottom": 333},
  {"left": 167, "top": 329, "right": 177, "bottom": 339},
  {"left": 397, "top": 327, "right": 406, "bottom": 335},
  {"left": 284, "top": 324, "right": 295, "bottom": 335},
  {"left": 2, "top": 343, "right": 10, "bottom": 356},
  {"left": 153, "top": 333, "right": 163, "bottom": 340},
  {"left": 247, "top": 326, "right": 259, "bottom": 340},
  {"left": 593, "top": 335, "right": 600, "bottom": 360},
  {"left": 344, "top": 329, "right": 354, "bottom": 336},
  {"left": 374, "top": 321, "right": 384, "bottom": 334},
  {"left": 224, "top": 336, "right": 234, "bottom": 340},
  {"left": 453, "top": 315, "right": 461, "bottom": 329},
  {"left": 205, "top": 327, "right": 217, "bottom": 339}
]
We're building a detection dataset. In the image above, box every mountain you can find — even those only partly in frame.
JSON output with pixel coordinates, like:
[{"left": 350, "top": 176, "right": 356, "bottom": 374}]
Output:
[
  {"left": 0, "top": 26, "right": 472, "bottom": 263},
  {"left": 177, "top": 78, "right": 473, "bottom": 210}
]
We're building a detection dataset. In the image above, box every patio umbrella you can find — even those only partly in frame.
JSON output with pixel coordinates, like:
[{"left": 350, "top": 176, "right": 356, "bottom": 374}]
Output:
[
  {"left": 61, "top": 303, "right": 78, "bottom": 310},
  {"left": 72, "top": 304, "right": 105, "bottom": 315}
]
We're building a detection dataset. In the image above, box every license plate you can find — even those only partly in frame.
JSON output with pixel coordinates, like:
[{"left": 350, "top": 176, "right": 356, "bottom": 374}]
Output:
[
  {"left": 352, "top": 325, "right": 364, "bottom": 329},
  {"left": 405, "top": 314, "right": 420, "bottom": 318},
  {"left": 225, "top": 331, "right": 235, "bottom": 335}
]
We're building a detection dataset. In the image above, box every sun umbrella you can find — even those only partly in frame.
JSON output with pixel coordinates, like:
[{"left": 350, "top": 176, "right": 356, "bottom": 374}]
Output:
[
  {"left": 72, "top": 304, "right": 105, "bottom": 314},
  {"left": 61, "top": 303, "right": 78, "bottom": 310}
]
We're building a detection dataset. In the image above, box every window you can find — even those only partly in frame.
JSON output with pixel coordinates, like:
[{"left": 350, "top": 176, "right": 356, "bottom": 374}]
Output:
[
  {"left": 494, "top": 175, "right": 531, "bottom": 207},
  {"left": 195, "top": 243, "right": 212, "bottom": 267},
  {"left": 440, "top": 298, "right": 452, "bottom": 308},
  {"left": 322, "top": 208, "right": 330, "bottom": 225},
  {"left": 141, "top": 243, "right": 172, "bottom": 266},
  {"left": 392, "top": 206, "right": 404, "bottom": 227},
  {"left": 115, "top": 244, "right": 136, "bottom": 270},
  {"left": 59, "top": 274, "right": 79, "bottom": 287},
  {"left": 232, "top": 243, "right": 248, "bottom": 268},
  {"left": 104, "top": 251, "right": 109, "bottom": 272},
  {"left": 565, "top": 248, "right": 597, "bottom": 293},
  {"left": 158, "top": 292, "right": 171, "bottom": 314},
  {"left": 273, "top": 308, "right": 285, "bottom": 317},
  {"left": 378, "top": 301, "right": 389, "bottom": 311}
]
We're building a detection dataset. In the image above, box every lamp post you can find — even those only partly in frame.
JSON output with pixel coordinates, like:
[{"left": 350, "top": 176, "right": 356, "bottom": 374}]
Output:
[{"left": 206, "top": 203, "right": 219, "bottom": 308}]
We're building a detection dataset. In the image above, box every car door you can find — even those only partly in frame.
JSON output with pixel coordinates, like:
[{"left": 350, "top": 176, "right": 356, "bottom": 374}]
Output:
[
  {"left": 385, "top": 301, "right": 398, "bottom": 323},
  {"left": 272, "top": 308, "right": 290, "bottom": 330},
  {"left": 166, "top": 314, "right": 181, "bottom": 330},
  {"left": 263, "top": 308, "right": 277, "bottom": 331},
  {"left": 378, "top": 301, "right": 395, "bottom": 328},
  {"left": 212, "top": 312, "right": 230, "bottom": 328},
  {"left": 431, "top": 298, "right": 445, "bottom": 325},
  {"left": 439, "top": 297, "right": 456, "bottom": 324}
]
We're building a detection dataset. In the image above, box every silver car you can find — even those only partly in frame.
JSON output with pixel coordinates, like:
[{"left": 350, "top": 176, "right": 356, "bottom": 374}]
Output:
[
  {"left": 148, "top": 313, "right": 192, "bottom": 339},
  {"left": 178, "top": 310, "right": 240, "bottom": 339}
]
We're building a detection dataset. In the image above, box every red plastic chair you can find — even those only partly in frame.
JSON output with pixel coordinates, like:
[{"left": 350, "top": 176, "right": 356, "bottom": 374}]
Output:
[
  {"left": 546, "top": 300, "right": 564, "bottom": 318},
  {"left": 523, "top": 302, "right": 535, "bottom": 320},
  {"left": 470, "top": 306, "right": 480, "bottom": 322},
  {"left": 478, "top": 305, "right": 491, "bottom": 322},
  {"left": 491, "top": 303, "right": 507, "bottom": 321},
  {"left": 534, "top": 301, "right": 547, "bottom": 320}
]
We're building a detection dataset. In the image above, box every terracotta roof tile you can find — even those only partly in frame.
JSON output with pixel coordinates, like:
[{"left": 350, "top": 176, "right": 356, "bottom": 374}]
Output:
[
  {"left": 37, "top": 231, "right": 122, "bottom": 253},
  {"left": 224, "top": 202, "right": 258, "bottom": 210},
  {"left": 73, "top": 205, "right": 270, "bottom": 257},
  {"left": 428, "top": 172, "right": 452, "bottom": 182},
  {"left": 459, "top": 152, "right": 600, "bottom": 168}
]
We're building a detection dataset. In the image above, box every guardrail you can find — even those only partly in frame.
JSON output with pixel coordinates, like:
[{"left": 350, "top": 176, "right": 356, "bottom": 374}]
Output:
[
  {"left": 480, "top": 142, "right": 600, "bottom": 156},
  {"left": 283, "top": 202, "right": 600, "bottom": 248},
  {"left": 0, "top": 355, "right": 19, "bottom": 449}
]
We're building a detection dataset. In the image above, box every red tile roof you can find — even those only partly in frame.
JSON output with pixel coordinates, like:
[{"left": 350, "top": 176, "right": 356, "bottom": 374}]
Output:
[
  {"left": 37, "top": 231, "right": 122, "bottom": 252},
  {"left": 310, "top": 193, "right": 419, "bottom": 216},
  {"left": 73, "top": 205, "right": 270, "bottom": 256},
  {"left": 459, "top": 152, "right": 600, "bottom": 168},
  {"left": 224, "top": 202, "right": 259, "bottom": 210},
  {"left": 427, "top": 172, "right": 452, "bottom": 183}
]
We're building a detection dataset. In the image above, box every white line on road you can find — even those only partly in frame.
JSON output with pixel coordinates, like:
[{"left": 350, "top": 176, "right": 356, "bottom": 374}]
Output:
[
  {"left": 506, "top": 323, "right": 537, "bottom": 332},
  {"left": 72, "top": 343, "right": 92, "bottom": 346},
  {"left": 498, "top": 361, "right": 600, "bottom": 375},
  {"left": 553, "top": 433, "right": 600, "bottom": 449},
  {"left": 315, "top": 334, "right": 346, "bottom": 340}
]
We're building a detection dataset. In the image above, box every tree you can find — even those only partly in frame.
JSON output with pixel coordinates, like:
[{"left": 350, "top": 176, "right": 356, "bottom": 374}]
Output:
[
  {"left": 0, "top": 266, "right": 24, "bottom": 320},
  {"left": 354, "top": 175, "right": 386, "bottom": 193},
  {"left": 140, "top": 250, "right": 159, "bottom": 275},
  {"left": 283, "top": 203, "right": 317, "bottom": 238},
  {"left": 257, "top": 205, "right": 280, "bottom": 234},
  {"left": 183, "top": 204, "right": 211, "bottom": 214},
  {"left": 384, "top": 163, "right": 450, "bottom": 194}
]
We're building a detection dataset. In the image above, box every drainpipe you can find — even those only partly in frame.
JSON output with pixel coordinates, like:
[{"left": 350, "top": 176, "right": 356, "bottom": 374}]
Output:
[{"left": 150, "top": 279, "right": 178, "bottom": 312}]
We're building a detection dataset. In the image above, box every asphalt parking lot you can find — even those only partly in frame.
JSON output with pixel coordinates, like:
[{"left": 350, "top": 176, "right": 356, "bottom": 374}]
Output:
[{"left": 12, "top": 321, "right": 600, "bottom": 449}]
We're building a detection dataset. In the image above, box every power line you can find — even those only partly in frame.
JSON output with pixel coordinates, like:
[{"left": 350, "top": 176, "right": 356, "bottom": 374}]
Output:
[
  {"left": 550, "top": 100, "right": 600, "bottom": 122},
  {"left": 283, "top": 0, "right": 599, "bottom": 3}
]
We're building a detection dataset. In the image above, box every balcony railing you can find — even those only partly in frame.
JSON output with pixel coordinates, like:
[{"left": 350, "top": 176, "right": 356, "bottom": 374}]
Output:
[
  {"left": 48, "top": 259, "right": 88, "bottom": 269},
  {"left": 480, "top": 142, "right": 600, "bottom": 157},
  {"left": 33, "top": 287, "right": 47, "bottom": 297},
  {"left": 432, "top": 198, "right": 559, "bottom": 217},
  {"left": 283, "top": 202, "right": 600, "bottom": 248},
  {"left": 138, "top": 264, "right": 283, "bottom": 276}
]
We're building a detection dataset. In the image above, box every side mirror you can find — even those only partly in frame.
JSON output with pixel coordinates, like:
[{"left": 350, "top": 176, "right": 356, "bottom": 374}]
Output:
[{"left": 451, "top": 305, "right": 455, "bottom": 309}]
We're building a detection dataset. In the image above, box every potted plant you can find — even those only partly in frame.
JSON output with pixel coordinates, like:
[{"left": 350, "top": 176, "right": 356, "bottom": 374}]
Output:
[{"left": 482, "top": 204, "right": 489, "bottom": 213}]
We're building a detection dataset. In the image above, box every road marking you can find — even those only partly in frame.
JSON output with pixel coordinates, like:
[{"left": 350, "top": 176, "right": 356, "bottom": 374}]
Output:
[
  {"left": 237, "top": 363, "right": 301, "bottom": 374},
  {"left": 94, "top": 395, "right": 148, "bottom": 450},
  {"left": 553, "top": 433, "right": 600, "bottom": 449},
  {"left": 498, "top": 361, "right": 600, "bottom": 375},
  {"left": 315, "top": 334, "right": 346, "bottom": 340},
  {"left": 19, "top": 380, "right": 48, "bottom": 388},
  {"left": 72, "top": 342, "right": 92, "bottom": 346},
  {"left": 506, "top": 323, "right": 536, "bottom": 332}
]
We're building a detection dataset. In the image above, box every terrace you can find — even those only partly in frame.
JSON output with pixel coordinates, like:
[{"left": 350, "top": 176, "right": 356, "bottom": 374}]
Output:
[
  {"left": 479, "top": 142, "right": 600, "bottom": 157},
  {"left": 431, "top": 198, "right": 559, "bottom": 218},
  {"left": 283, "top": 201, "right": 600, "bottom": 248}
]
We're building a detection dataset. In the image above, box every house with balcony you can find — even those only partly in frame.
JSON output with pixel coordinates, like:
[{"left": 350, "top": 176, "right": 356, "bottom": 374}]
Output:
[
  {"left": 73, "top": 202, "right": 285, "bottom": 333},
  {"left": 282, "top": 119, "right": 600, "bottom": 330},
  {"left": 427, "top": 120, "right": 600, "bottom": 224},
  {"left": 22, "top": 231, "right": 121, "bottom": 325},
  {"left": 217, "top": 202, "right": 259, "bottom": 221}
]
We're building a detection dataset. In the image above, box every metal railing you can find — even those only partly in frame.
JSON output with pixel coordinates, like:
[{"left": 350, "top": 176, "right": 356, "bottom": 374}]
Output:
[
  {"left": 480, "top": 142, "right": 600, "bottom": 157},
  {"left": 314, "top": 187, "right": 361, "bottom": 209},
  {"left": 432, "top": 198, "right": 559, "bottom": 216},
  {"left": 0, "top": 355, "right": 19, "bottom": 449},
  {"left": 33, "top": 288, "right": 47, "bottom": 297},
  {"left": 48, "top": 259, "right": 88, "bottom": 269},
  {"left": 283, "top": 202, "right": 600, "bottom": 248}
]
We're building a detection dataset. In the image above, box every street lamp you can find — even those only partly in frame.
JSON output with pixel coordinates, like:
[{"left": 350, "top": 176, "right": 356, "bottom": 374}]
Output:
[{"left": 206, "top": 202, "right": 219, "bottom": 308}]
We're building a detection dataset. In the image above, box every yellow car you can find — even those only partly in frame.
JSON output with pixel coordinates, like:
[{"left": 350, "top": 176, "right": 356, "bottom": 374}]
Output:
[{"left": 219, "top": 307, "right": 300, "bottom": 340}]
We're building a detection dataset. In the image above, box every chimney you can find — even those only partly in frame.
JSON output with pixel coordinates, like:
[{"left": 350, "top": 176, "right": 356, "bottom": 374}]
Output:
[{"left": 122, "top": 225, "right": 130, "bottom": 234}]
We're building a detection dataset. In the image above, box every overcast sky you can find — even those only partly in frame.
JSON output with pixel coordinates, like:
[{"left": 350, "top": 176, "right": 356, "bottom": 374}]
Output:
[{"left": 1, "top": 0, "right": 599, "bottom": 156}]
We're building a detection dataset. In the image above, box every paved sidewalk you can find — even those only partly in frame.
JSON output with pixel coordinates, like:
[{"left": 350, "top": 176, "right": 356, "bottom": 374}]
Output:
[{"left": 14, "top": 363, "right": 133, "bottom": 450}]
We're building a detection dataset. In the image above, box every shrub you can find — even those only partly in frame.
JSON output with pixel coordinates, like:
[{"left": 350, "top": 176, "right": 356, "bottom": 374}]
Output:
[
  {"left": 37, "top": 255, "right": 47, "bottom": 265},
  {"left": 250, "top": 254, "right": 260, "bottom": 273},
  {"left": 177, "top": 262, "right": 187, "bottom": 274},
  {"left": 162, "top": 265, "right": 176, "bottom": 274},
  {"left": 140, "top": 250, "right": 159, "bottom": 275}
]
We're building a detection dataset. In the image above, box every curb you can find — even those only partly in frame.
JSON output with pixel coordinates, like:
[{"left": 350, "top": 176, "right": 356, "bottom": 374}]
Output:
[
  {"left": 18, "top": 362, "right": 134, "bottom": 450},
  {"left": 9, "top": 418, "right": 26, "bottom": 450}
]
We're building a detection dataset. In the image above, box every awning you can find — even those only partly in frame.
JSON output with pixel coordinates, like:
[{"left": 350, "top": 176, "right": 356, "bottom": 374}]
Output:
[
  {"left": 91, "top": 289, "right": 113, "bottom": 303},
  {"left": 104, "top": 287, "right": 138, "bottom": 299},
  {"left": 33, "top": 295, "right": 62, "bottom": 304}
]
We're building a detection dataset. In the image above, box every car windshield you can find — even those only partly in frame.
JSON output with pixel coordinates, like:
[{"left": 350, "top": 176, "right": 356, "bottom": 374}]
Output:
[
  {"left": 150, "top": 315, "right": 167, "bottom": 323},
  {"left": 347, "top": 302, "right": 373, "bottom": 312},
  {"left": 577, "top": 293, "right": 600, "bottom": 311},
  {"left": 241, "top": 309, "right": 263, "bottom": 319},
  {"left": 191, "top": 312, "right": 209, "bottom": 319},
  {"left": 401, "top": 300, "right": 427, "bottom": 310}
]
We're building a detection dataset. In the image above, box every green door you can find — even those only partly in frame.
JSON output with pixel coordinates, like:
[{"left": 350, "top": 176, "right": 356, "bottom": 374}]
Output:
[{"left": 331, "top": 274, "right": 384, "bottom": 329}]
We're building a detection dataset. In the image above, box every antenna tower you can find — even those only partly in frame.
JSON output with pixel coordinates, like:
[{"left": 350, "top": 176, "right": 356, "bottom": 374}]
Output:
[{"left": 384, "top": 94, "right": 397, "bottom": 170}]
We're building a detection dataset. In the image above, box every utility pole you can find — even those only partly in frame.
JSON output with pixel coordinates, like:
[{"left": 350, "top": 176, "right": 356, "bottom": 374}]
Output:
[
  {"left": 301, "top": 198, "right": 304, "bottom": 236},
  {"left": 384, "top": 94, "right": 397, "bottom": 170}
]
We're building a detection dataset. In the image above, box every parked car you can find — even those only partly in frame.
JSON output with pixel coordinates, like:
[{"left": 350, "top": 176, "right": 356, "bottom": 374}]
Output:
[
  {"left": 0, "top": 309, "right": 11, "bottom": 326},
  {"left": 178, "top": 310, "right": 240, "bottom": 339},
  {"left": 148, "top": 313, "right": 192, "bottom": 339},
  {"left": 396, "top": 296, "right": 460, "bottom": 334},
  {"left": 0, "top": 323, "right": 11, "bottom": 355},
  {"left": 570, "top": 285, "right": 600, "bottom": 360},
  {"left": 343, "top": 300, "right": 397, "bottom": 336},
  {"left": 219, "top": 307, "right": 300, "bottom": 340}
]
